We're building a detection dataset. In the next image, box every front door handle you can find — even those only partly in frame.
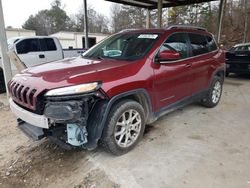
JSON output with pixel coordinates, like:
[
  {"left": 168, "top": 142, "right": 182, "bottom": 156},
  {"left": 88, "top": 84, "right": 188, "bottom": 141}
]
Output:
[
  {"left": 39, "top": 54, "right": 45, "bottom": 59},
  {"left": 185, "top": 63, "right": 192, "bottom": 68}
]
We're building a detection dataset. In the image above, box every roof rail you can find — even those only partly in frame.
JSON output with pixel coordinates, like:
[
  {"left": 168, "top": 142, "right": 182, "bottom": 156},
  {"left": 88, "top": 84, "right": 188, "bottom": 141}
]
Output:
[
  {"left": 119, "top": 29, "right": 139, "bottom": 33},
  {"left": 167, "top": 25, "right": 207, "bottom": 31}
]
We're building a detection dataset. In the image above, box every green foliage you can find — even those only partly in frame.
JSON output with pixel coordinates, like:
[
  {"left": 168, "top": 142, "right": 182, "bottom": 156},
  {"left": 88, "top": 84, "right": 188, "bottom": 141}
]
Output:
[
  {"left": 23, "top": 0, "right": 70, "bottom": 35},
  {"left": 110, "top": 4, "right": 146, "bottom": 32},
  {"left": 75, "top": 6, "right": 109, "bottom": 33},
  {"left": 23, "top": 10, "right": 50, "bottom": 35},
  {"left": 46, "top": 0, "right": 71, "bottom": 33},
  {"left": 22, "top": 0, "right": 109, "bottom": 35},
  {"left": 21, "top": 0, "right": 249, "bottom": 45},
  {"left": 167, "top": 3, "right": 212, "bottom": 26}
]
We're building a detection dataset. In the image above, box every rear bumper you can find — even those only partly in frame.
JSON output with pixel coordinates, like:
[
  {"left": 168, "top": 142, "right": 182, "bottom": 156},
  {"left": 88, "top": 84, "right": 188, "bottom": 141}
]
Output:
[
  {"left": 227, "top": 69, "right": 250, "bottom": 74},
  {"left": 226, "top": 62, "right": 250, "bottom": 74},
  {"left": 9, "top": 98, "right": 49, "bottom": 129}
]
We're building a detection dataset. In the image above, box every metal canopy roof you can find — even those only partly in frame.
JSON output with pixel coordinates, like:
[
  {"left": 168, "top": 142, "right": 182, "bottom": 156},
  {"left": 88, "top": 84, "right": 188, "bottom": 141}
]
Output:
[{"left": 105, "top": 0, "right": 217, "bottom": 9}]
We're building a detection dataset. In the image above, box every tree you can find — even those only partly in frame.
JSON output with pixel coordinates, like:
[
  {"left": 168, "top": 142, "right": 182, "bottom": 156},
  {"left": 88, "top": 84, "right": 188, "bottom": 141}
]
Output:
[
  {"left": 110, "top": 4, "right": 147, "bottom": 32},
  {"left": 22, "top": 0, "right": 71, "bottom": 35},
  {"left": 23, "top": 10, "right": 51, "bottom": 35},
  {"left": 74, "top": 6, "right": 109, "bottom": 33},
  {"left": 46, "top": 0, "right": 71, "bottom": 33}
]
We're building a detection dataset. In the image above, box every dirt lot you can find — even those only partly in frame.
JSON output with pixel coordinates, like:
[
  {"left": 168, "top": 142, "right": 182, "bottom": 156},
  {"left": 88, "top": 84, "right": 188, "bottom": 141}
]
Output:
[{"left": 0, "top": 76, "right": 250, "bottom": 188}]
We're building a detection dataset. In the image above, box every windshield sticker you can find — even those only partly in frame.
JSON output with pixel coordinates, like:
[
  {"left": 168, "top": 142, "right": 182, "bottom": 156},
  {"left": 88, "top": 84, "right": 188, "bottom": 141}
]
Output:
[{"left": 138, "top": 34, "right": 158, "bottom": 39}]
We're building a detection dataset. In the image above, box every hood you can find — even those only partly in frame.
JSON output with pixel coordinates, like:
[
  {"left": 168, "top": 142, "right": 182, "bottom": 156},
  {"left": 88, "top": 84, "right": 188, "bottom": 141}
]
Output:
[{"left": 13, "top": 56, "right": 141, "bottom": 92}]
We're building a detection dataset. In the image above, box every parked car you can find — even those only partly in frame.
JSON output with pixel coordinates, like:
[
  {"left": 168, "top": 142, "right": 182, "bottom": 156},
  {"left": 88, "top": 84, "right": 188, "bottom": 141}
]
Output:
[
  {"left": 8, "top": 26, "right": 225, "bottom": 155},
  {"left": 226, "top": 43, "right": 250, "bottom": 76},
  {"left": 0, "top": 36, "right": 86, "bottom": 93}
]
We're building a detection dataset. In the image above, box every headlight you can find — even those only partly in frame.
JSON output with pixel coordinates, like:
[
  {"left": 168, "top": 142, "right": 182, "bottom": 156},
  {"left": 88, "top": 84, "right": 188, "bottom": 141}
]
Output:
[{"left": 45, "top": 82, "right": 100, "bottom": 96}]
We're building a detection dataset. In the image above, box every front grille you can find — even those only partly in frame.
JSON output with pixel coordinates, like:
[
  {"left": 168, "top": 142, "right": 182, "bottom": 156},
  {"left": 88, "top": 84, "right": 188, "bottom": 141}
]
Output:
[{"left": 8, "top": 80, "right": 39, "bottom": 111}]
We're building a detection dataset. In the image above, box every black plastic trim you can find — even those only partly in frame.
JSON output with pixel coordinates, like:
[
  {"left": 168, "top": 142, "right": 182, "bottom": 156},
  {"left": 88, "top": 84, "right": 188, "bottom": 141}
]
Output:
[
  {"left": 18, "top": 121, "right": 45, "bottom": 140},
  {"left": 85, "top": 89, "right": 153, "bottom": 150}
]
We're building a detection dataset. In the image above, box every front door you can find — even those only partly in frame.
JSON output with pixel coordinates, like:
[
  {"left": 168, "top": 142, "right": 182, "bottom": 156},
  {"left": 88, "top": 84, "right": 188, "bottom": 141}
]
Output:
[
  {"left": 153, "top": 33, "right": 193, "bottom": 111},
  {"left": 15, "top": 38, "right": 46, "bottom": 67}
]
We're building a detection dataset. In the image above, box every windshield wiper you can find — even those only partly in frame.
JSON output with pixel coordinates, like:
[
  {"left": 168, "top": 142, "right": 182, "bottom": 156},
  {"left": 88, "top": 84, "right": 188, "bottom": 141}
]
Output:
[{"left": 96, "top": 56, "right": 104, "bottom": 60}]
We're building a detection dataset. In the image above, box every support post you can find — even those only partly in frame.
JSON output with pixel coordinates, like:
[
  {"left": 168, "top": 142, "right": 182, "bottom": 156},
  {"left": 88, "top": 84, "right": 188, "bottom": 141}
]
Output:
[
  {"left": 243, "top": 0, "right": 248, "bottom": 43},
  {"left": 157, "top": 0, "right": 163, "bottom": 28},
  {"left": 0, "top": 0, "right": 12, "bottom": 96},
  {"left": 83, "top": 0, "right": 89, "bottom": 49},
  {"left": 217, "top": 0, "right": 226, "bottom": 43},
  {"left": 146, "top": 9, "right": 150, "bottom": 29}
]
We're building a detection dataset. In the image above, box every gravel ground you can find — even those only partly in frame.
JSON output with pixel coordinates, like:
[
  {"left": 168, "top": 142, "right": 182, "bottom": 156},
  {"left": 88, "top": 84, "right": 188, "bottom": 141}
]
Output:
[{"left": 0, "top": 75, "right": 250, "bottom": 188}]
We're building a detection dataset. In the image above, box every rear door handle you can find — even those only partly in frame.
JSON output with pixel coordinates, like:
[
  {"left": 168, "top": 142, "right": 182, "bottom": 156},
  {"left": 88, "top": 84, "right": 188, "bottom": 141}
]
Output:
[
  {"left": 39, "top": 54, "right": 45, "bottom": 59},
  {"left": 185, "top": 63, "right": 192, "bottom": 68}
]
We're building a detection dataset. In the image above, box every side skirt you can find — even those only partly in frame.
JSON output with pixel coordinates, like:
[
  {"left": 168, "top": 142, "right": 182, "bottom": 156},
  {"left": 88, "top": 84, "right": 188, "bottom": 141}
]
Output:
[{"left": 152, "top": 90, "right": 207, "bottom": 123}]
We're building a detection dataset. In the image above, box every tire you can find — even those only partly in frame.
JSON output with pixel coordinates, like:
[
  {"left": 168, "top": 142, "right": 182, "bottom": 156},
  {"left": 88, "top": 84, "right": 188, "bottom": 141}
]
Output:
[
  {"left": 0, "top": 70, "right": 6, "bottom": 94},
  {"left": 101, "top": 100, "right": 145, "bottom": 156},
  {"left": 200, "top": 76, "right": 223, "bottom": 108}
]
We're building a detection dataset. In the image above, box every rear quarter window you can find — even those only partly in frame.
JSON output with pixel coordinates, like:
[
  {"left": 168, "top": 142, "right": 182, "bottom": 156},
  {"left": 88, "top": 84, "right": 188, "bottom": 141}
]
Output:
[{"left": 206, "top": 36, "right": 218, "bottom": 51}]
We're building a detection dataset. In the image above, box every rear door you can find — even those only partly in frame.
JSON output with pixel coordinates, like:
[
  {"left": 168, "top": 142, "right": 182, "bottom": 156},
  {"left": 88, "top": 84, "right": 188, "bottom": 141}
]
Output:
[
  {"left": 15, "top": 38, "right": 46, "bottom": 67},
  {"left": 153, "top": 33, "right": 193, "bottom": 110},
  {"left": 187, "top": 33, "right": 218, "bottom": 93},
  {"left": 40, "top": 38, "right": 63, "bottom": 63}
]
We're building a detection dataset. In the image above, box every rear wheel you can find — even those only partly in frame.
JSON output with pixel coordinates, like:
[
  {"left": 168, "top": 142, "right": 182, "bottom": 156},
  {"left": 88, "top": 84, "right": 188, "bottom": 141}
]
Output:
[
  {"left": 101, "top": 100, "right": 145, "bottom": 155},
  {"left": 201, "top": 76, "right": 223, "bottom": 108}
]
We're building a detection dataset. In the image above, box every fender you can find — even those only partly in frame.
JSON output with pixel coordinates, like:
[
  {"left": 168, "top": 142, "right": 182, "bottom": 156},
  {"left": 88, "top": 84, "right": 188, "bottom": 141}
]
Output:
[
  {"left": 209, "top": 66, "right": 225, "bottom": 86},
  {"left": 85, "top": 88, "right": 153, "bottom": 150}
]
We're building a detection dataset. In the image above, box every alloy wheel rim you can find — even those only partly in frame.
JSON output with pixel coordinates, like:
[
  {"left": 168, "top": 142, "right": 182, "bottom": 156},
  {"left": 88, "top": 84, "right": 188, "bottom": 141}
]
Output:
[
  {"left": 114, "top": 109, "right": 142, "bottom": 148},
  {"left": 212, "top": 81, "right": 221, "bottom": 104}
]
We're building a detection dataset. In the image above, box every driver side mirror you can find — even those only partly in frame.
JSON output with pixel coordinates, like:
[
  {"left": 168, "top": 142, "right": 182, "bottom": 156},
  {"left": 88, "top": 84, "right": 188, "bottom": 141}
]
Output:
[{"left": 156, "top": 50, "right": 181, "bottom": 62}]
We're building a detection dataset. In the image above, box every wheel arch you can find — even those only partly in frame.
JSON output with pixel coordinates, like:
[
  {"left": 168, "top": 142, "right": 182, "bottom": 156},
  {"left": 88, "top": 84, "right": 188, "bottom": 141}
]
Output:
[
  {"left": 215, "top": 69, "right": 225, "bottom": 81},
  {"left": 210, "top": 67, "right": 225, "bottom": 86},
  {"left": 85, "top": 89, "right": 154, "bottom": 150},
  {"left": 104, "top": 89, "right": 154, "bottom": 127}
]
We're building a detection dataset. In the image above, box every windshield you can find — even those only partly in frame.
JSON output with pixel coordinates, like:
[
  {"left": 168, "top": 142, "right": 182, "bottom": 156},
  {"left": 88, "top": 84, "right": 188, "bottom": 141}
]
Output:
[{"left": 82, "top": 33, "right": 160, "bottom": 61}]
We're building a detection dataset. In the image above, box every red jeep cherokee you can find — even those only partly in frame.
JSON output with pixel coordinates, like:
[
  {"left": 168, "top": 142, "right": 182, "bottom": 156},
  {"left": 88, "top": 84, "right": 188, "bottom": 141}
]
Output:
[{"left": 8, "top": 26, "right": 225, "bottom": 155}]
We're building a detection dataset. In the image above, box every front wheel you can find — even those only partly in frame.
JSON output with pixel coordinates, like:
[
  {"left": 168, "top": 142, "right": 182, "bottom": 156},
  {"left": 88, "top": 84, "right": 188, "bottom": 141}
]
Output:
[
  {"left": 101, "top": 100, "right": 145, "bottom": 155},
  {"left": 200, "top": 77, "right": 223, "bottom": 108}
]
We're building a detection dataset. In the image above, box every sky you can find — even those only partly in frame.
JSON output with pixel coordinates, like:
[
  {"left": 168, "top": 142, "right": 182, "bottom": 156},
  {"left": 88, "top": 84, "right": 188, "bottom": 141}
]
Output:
[{"left": 2, "top": 0, "right": 113, "bottom": 28}]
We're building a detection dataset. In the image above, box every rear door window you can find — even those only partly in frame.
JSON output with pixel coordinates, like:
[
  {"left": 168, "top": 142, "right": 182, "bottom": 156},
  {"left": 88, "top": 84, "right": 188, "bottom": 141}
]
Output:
[
  {"left": 40, "top": 38, "right": 57, "bottom": 51},
  {"left": 16, "top": 39, "right": 41, "bottom": 54},
  {"left": 188, "top": 33, "right": 210, "bottom": 56},
  {"left": 159, "top": 33, "right": 189, "bottom": 59},
  {"left": 45, "top": 38, "right": 57, "bottom": 51}
]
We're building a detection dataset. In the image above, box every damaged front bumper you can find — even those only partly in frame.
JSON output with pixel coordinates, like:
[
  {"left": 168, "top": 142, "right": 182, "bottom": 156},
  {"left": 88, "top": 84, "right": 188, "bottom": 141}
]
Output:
[
  {"left": 10, "top": 91, "right": 109, "bottom": 150},
  {"left": 9, "top": 98, "right": 49, "bottom": 129}
]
